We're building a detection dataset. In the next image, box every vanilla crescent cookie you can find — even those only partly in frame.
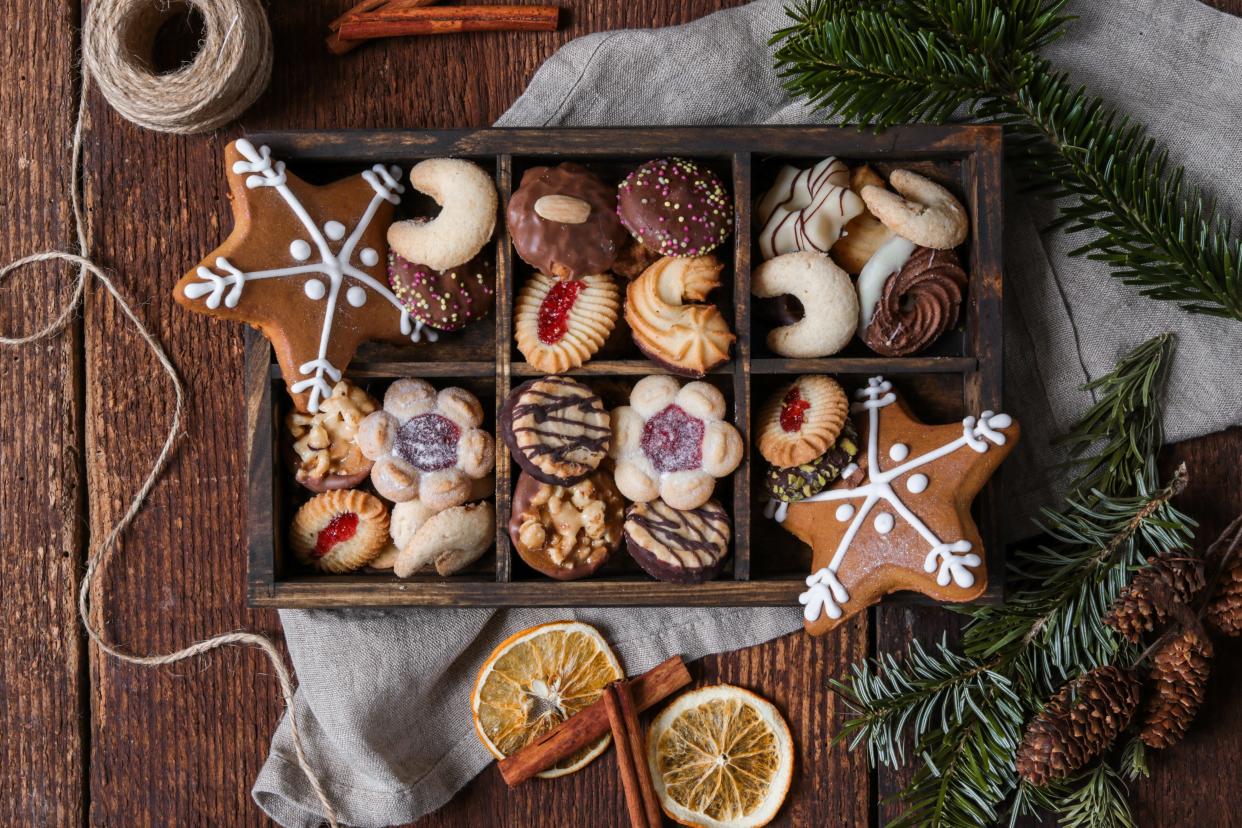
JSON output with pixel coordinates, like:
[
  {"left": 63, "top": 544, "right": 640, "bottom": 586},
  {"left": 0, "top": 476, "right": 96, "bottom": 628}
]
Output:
[
  {"left": 290, "top": 489, "right": 390, "bottom": 573},
  {"left": 861, "top": 169, "right": 968, "bottom": 250},
  {"left": 357, "top": 379, "right": 495, "bottom": 509},
  {"left": 610, "top": 375, "right": 743, "bottom": 510},
  {"left": 514, "top": 272, "right": 620, "bottom": 373},
  {"left": 751, "top": 252, "right": 857, "bottom": 358},
  {"left": 394, "top": 501, "right": 495, "bottom": 577},
  {"left": 387, "top": 158, "right": 498, "bottom": 271},
  {"left": 625, "top": 255, "right": 735, "bottom": 377},
  {"left": 757, "top": 375, "right": 849, "bottom": 468}
]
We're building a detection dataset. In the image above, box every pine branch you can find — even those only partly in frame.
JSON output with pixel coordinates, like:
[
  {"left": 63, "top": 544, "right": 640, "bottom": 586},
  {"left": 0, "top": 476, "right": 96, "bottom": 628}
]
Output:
[{"left": 771, "top": 1, "right": 1242, "bottom": 319}]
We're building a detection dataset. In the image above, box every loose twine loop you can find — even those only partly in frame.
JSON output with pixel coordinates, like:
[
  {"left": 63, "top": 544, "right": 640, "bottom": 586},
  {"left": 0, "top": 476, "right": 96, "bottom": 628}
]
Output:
[
  {"left": 3, "top": 16, "right": 340, "bottom": 828},
  {"left": 83, "top": 0, "right": 272, "bottom": 134}
]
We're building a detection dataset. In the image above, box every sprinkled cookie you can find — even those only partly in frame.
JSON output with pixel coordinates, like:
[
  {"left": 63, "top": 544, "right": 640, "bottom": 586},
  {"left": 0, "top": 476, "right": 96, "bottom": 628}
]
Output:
[
  {"left": 610, "top": 375, "right": 743, "bottom": 510},
  {"left": 514, "top": 272, "right": 620, "bottom": 373},
  {"left": 763, "top": 419, "right": 861, "bottom": 503},
  {"left": 617, "top": 158, "right": 732, "bottom": 258},
  {"left": 507, "top": 162, "right": 629, "bottom": 279},
  {"left": 509, "top": 470, "right": 625, "bottom": 580},
  {"left": 624, "top": 498, "right": 731, "bottom": 584},
  {"left": 285, "top": 379, "right": 378, "bottom": 492},
  {"left": 756, "top": 375, "right": 849, "bottom": 468},
  {"left": 625, "top": 255, "right": 735, "bottom": 377},
  {"left": 388, "top": 250, "right": 494, "bottom": 332},
  {"left": 500, "top": 377, "right": 611, "bottom": 486},
  {"left": 357, "top": 379, "right": 495, "bottom": 509},
  {"left": 290, "top": 489, "right": 390, "bottom": 573}
]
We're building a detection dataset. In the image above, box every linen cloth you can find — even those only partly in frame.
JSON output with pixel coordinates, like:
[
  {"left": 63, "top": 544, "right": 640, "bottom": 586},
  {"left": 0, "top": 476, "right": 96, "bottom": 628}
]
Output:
[{"left": 254, "top": 1, "right": 1242, "bottom": 824}]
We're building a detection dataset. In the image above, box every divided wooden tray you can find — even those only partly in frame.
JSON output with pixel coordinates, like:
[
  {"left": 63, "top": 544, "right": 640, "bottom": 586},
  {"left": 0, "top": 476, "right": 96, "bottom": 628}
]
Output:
[{"left": 244, "top": 126, "right": 1004, "bottom": 609}]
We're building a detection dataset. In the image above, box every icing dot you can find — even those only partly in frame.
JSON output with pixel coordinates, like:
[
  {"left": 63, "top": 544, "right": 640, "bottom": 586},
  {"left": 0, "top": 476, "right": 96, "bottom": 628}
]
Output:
[
  {"left": 874, "top": 513, "right": 894, "bottom": 534},
  {"left": 835, "top": 504, "right": 855, "bottom": 522},
  {"left": 359, "top": 247, "right": 379, "bottom": 267},
  {"left": 324, "top": 221, "right": 346, "bottom": 241},
  {"left": 289, "top": 239, "right": 312, "bottom": 261},
  {"left": 889, "top": 443, "right": 909, "bottom": 462},
  {"left": 346, "top": 286, "right": 367, "bottom": 307},
  {"left": 304, "top": 279, "right": 326, "bottom": 300},
  {"left": 906, "top": 474, "right": 929, "bottom": 494}
]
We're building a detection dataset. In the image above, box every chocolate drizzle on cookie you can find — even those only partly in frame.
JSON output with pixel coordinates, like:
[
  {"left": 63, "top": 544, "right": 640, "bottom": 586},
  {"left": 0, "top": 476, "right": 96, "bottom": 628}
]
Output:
[
  {"left": 624, "top": 499, "right": 731, "bottom": 583},
  {"left": 863, "top": 246, "right": 968, "bottom": 357},
  {"left": 502, "top": 377, "right": 611, "bottom": 485}
]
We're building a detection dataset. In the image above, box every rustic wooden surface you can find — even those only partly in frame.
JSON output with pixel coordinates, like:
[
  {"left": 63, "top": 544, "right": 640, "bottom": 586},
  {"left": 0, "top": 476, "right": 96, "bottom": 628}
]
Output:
[{"left": 0, "top": 0, "right": 1238, "bottom": 825}]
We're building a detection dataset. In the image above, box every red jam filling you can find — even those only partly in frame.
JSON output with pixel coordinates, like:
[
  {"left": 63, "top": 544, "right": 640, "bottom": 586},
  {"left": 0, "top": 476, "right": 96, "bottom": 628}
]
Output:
[
  {"left": 314, "top": 512, "right": 358, "bottom": 558},
  {"left": 641, "top": 405, "right": 705, "bottom": 473},
  {"left": 395, "top": 412, "right": 461, "bottom": 471},
  {"left": 779, "top": 386, "right": 811, "bottom": 433},
  {"left": 537, "top": 279, "right": 585, "bottom": 345}
]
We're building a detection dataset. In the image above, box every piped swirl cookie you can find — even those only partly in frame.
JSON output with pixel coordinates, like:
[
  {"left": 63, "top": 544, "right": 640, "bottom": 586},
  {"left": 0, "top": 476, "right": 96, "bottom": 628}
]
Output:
[
  {"left": 501, "top": 377, "right": 612, "bottom": 486},
  {"left": 514, "top": 272, "right": 620, "bottom": 373},
  {"left": 290, "top": 489, "right": 390, "bottom": 573},
  {"left": 625, "top": 255, "right": 735, "bottom": 377},
  {"left": 862, "top": 246, "right": 968, "bottom": 357},
  {"left": 756, "top": 375, "right": 849, "bottom": 469}
]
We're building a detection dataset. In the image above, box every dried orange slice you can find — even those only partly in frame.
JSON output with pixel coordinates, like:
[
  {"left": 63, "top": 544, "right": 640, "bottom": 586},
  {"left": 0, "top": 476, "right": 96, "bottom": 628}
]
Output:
[
  {"left": 471, "top": 620, "right": 623, "bottom": 778},
  {"left": 647, "top": 684, "right": 794, "bottom": 828}
]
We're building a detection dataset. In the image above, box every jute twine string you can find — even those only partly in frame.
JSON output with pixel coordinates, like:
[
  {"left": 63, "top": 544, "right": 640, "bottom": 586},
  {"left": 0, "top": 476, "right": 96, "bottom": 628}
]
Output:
[
  {"left": 83, "top": 0, "right": 272, "bottom": 134},
  {"left": 1, "top": 37, "right": 340, "bottom": 828}
]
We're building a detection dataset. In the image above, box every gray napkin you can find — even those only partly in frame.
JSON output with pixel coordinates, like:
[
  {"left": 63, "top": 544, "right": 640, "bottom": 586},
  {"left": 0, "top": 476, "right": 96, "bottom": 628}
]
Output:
[{"left": 253, "top": 1, "right": 1242, "bottom": 825}]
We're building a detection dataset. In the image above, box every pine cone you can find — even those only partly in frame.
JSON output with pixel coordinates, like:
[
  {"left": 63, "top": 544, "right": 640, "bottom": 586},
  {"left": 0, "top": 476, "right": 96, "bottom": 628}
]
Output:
[
  {"left": 1205, "top": 558, "right": 1242, "bottom": 637},
  {"left": 1104, "top": 551, "right": 1206, "bottom": 643},
  {"left": 1140, "top": 628, "right": 1213, "bottom": 749},
  {"left": 1016, "top": 666, "right": 1142, "bottom": 786}
]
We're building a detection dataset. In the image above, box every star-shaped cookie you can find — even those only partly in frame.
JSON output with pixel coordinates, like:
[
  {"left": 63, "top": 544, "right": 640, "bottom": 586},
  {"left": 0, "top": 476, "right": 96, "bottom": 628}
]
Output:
[
  {"left": 769, "top": 376, "right": 1019, "bottom": 635},
  {"left": 175, "top": 139, "right": 435, "bottom": 413}
]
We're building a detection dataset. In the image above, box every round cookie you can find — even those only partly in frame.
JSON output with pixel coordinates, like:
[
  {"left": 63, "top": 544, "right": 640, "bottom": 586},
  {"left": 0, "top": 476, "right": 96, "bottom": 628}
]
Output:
[
  {"left": 625, "top": 255, "right": 735, "bottom": 377},
  {"left": 500, "top": 377, "right": 611, "bottom": 486},
  {"left": 387, "top": 158, "right": 498, "bottom": 271},
  {"left": 617, "top": 158, "right": 732, "bottom": 258},
  {"left": 514, "top": 272, "right": 620, "bottom": 373},
  {"left": 290, "top": 489, "right": 390, "bottom": 573},
  {"left": 507, "top": 163, "right": 629, "bottom": 279},
  {"left": 756, "top": 375, "right": 849, "bottom": 468},
  {"left": 751, "top": 252, "right": 857, "bottom": 358},
  {"left": 624, "top": 498, "right": 731, "bottom": 583},
  {"left": 763, "top": 420, "right": 861, "bottom": 503},
  {"left": 509, "top": 470, "right": 625, "bottom": 580},
  {"left": 388, "top": 250, "right": 495, "bottom": 332},
  {"left": 861, "top": 245, "right": 968, "bottom": 357}
]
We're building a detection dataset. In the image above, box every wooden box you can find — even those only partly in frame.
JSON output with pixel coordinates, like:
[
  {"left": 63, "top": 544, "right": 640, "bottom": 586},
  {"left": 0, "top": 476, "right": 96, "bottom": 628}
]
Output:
[{"left": 244, "top": 126, "right": 1004, "bottom": 609}]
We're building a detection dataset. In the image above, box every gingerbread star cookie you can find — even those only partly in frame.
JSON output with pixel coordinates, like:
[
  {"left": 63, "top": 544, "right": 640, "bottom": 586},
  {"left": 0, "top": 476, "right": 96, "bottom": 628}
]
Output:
[
  {"left": 768, "top": 376, "right": 1019, "bottom": 635},
  {"left": 175, "top": 139, "right": 432, "bottom": 413}
]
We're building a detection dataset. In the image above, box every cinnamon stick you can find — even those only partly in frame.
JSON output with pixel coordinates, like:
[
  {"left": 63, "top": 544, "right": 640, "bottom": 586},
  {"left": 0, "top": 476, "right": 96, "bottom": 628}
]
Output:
[
  {"left": 327, "top": 0, "right": 440, "bottom": 55},
  {"left": 498, "top": 656, "right": 691, "bottom": 787},
  {"left": 604, "top": 686, "right": 649, "bottom": 828},
  {"left": 337, "top": 5, "right": 559, "bottom": 41},
  {"left": 616, "top": 680, "right": 664, "bottom": 828}
]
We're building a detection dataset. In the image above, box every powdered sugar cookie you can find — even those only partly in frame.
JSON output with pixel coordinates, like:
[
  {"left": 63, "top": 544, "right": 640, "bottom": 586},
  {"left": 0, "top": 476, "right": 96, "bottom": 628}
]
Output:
[
  {"left": 514, "top": 272, "right": 620, "bottom": 374},
  {"left": 290, "top": 489, "right": 390, "bottom": 573},
  {"left": 610, "top": 376, "right": 743, "bottom": 510},
  {"left": 395, "top": 501, "right": 495, "bottom": 577},
  {"left": 387, "top": 158, "right": 498, "bottom": 271},
  {"left": 751, "top": 252, "right": 857, "bottom": 358},
  {"left": 756, "top": 375, "right": 849, "bottom": 468}
]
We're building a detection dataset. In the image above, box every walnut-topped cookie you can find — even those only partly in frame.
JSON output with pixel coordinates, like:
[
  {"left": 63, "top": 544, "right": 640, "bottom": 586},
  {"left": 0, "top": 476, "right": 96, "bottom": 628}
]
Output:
[
  {"left": 286, "top": 379, "right": 379, "bottom": 492},
  {"left": 509, "top": 470, "right": 625, "bottom": 580}
]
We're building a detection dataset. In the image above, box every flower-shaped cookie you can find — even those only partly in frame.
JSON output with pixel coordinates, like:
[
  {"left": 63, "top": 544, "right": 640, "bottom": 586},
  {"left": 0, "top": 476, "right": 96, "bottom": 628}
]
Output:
[
  {"left": 610, "top": 375, "right": 744, "bottom": 509},
  {"left": 357, "top": 379, "right": 495, "bottom": 510}
]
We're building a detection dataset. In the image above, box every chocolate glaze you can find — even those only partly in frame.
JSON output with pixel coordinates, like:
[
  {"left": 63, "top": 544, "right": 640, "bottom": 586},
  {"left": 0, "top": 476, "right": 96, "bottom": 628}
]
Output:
[
  {"left": 617, "top": 158, "right": 733, "bottom": 258},
  {"left": 500, "top": 377, "right": 611, "bottom": 485},
  {"left": 508, "top": 469, "right": 624, "bottom": 580},
  {"left": 764, "top": 420, "right": 860, "bottom": 502},
  {"left": 624, "top": 499, "right": 731, "bottom": 584},
  {"left": 863, "top": 246, "right": 968, "bottom": 357},
  {"left": 507, "top": 163, "right": 628, "bottom": 279},
  {"left": 388, "top": 250, "right": 495, "bottom": 332}
]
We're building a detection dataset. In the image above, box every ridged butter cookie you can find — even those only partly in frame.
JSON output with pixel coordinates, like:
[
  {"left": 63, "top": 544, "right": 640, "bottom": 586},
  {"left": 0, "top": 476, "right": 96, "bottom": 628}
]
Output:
[{"left": 756, "top": 375, "right": 849, "bottom": 468}]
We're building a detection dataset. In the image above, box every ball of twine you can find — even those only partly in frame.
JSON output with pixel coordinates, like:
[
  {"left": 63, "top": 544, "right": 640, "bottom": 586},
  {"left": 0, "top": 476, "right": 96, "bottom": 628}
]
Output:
[{"left": 83, "top": 0, "right": 272, "bottom": 134}]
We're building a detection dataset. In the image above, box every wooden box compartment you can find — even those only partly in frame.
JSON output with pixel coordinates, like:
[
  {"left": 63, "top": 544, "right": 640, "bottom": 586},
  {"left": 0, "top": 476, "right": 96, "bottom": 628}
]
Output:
[{"left": 245, "top": 126, "right": 1003, "bottom": 609}]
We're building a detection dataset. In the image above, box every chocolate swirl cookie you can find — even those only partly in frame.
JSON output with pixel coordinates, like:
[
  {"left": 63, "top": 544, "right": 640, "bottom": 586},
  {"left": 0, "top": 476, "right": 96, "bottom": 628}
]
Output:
[
  {"left": 500, "top": 377, "right": 611, "bottom": 485},
  {"left": 624, "top": 498, "right": 731, "bottom": 583},
  {"left": 507, "top": 163, "right": 628, "bottom": 279},
  {"left": 863, "top": 247, "right": 968, "bottom": 357}
]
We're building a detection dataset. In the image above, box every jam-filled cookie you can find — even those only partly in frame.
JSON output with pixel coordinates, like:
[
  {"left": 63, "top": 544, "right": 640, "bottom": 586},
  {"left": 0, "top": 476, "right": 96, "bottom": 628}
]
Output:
[
  {"left": 514, "top": 272, "right": 620, "bottom": 373},
  {"left": 507, "top": 162, "right": 629, "bottom": 279},
  {"left": 756, "top": 375, "right": 849, "bottom": 469},
  {"left": 609, "top": 375, "right": 743, "bottom": 510},
  {"left": 388, "top": 250, "right": 494, "bottom": 333},
  {"left": 286, "top": 379, "right": 379, "bottom": 492},
  {"left": 624, "top": 498, "right": 731, "bottom": 583},
  {"left": 500, "top": 377, "right": 611, "bottom": 486},
  {"left": 509, "top": 470, "right": 625, "bottom": 580},
  {"left": 290, "top": 489, "right": 390, "bottom": 573},
  {"left": 617, "top": 158, "right": 732, "bottom": 258}
]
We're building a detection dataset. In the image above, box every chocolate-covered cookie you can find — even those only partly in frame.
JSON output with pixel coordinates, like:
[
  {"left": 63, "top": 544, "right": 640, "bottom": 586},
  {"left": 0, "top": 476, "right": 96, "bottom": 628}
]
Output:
[
  {"left": 509, "top": 470, "right": 625, "bottom": 580},
  {"left": 388, "top": 250, "right": 495, "bottom": 332},
  {"left": 507, "top": 163, "right": 628, "bottom": 279},
  {"left": 617, "top": 158, "right": 732, "bottom": 258},
  {"left": 500, "top": 377, "right": 611, "bottom": 485},
  {"left": 763, "top": 420, "right": 861, "bottom": 503},
  {"left": 624, "top": 498, "right": 731, "bottom": 584}
]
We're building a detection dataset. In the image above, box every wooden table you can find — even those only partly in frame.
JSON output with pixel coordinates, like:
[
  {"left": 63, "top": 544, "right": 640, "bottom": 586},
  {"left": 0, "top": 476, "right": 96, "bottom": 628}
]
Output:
[{"left": 1, "top": 1, "right": 1239, "bottom": 825}]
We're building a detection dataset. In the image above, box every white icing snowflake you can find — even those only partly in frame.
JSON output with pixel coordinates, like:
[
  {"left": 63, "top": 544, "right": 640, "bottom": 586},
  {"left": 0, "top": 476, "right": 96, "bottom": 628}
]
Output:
[
  {"left": 182, "top": 140, "right": 438, "bottom": 413},
  {"left": 764, "top": 376, "right": 1012, "bottom": 623}
]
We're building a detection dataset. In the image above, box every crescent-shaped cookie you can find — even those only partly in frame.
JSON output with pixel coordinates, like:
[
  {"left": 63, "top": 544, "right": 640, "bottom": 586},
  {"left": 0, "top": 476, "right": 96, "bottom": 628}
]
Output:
[{"left": 750, "top": 252, "right": 857, "bottom": 358}]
